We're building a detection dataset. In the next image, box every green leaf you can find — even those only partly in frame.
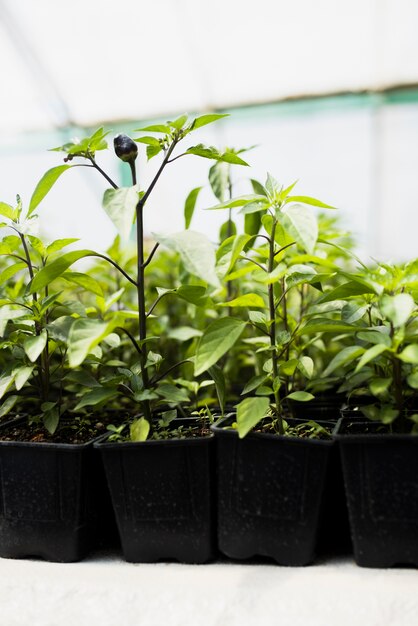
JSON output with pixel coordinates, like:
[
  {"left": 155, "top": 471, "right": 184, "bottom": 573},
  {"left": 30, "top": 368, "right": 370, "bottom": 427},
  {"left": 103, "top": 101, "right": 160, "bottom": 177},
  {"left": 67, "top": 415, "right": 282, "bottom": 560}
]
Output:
[
  {"left": 320, "top": 281, "right": 376, "bottom": 303},
  {"left": 407, "top": 371, "right": 418, "bottom": 389},
  {"left": 216, "top": 233, "right": 252, "bottom": 278},
  {"left": 23, "top": 330, "right": 47, "bottom": 362},
  {"left": 0, "top": 395, "right": 18, "bottom": 418},
  {"left": 279, "top": 359, "right": 298, "bottom": 376},
  {"left": 68, "top": 316, "right": 123, "bottom": 367},
  {"left": 43, "top": 408, "right": 59, "bottom": 435},
  {"left": 298, "top": 356, "right": 314, "bottom": 379},
  {"left": 398, "top": 344, "right": 418, "bottom": 364},
  {"left": 241, "top": 374, "right": 267, "bottom": 395},
  {"left": 176, "top": 285, "right": 208, "bottom": 306},
  {"left": 209, "top": 162, "right": 229, "bottom": 202},
  {"left": 134, "top": 136, "right": 160, "bottom": 146},
  {"left": 129, "top": 417, "right": 150, "bottom": 442},
  {"left": 250, "top": 179, "right": 267, "bottom": 196},
  {"left": 184, "top": 187, "right": 202, "bottom": 229},
  {"left": 265, "top": 173, "right": 281, "bottom": 197},
  {"left": 0, "top": 375, "right": 15, "bottom": 401},
  {"left": 219, "top": 293, "right": 264, "bottom": 308},
  {"left": 357, "top": 329, "right": 391, "bottom": 346},
  {"left": 322, "top": 346, "right": 365, "bottom": 377},
  {"left": 191, "top": 113, "right": 229, "bottom": 130},
  {"left": 14, "top": 365, "right": 35, "bottom": 390},
  {"left": 134, "top": 124, "right": 171, "bottom": 133},
  {"left": 157, "top": 230, "right": 220, "bottom": 288},
  {"left": 299, "top": 319, "right": 358, "bottom": 334},
  {"left": 208, "top": 364, "right": 226, "bottom": 415},
  {"left": 102, "top": 186, "right": 138, "bottom": 240},
  {"left": 341, "top": 303, "right": 369, "bottom": 324},
  {"left": 286, "top": 391, "right": 315, "bottom": 402},
  {"left": 156, "top": 384, "right": 189, "bottom": 403},
  {"left": 0, "top": 202, "right": 15, "bottom": 220},
  {"left": 46, "top": 238, "right": 79, "bottom": 255},
  {"left": 28, "top": 165, "right": 71, "bottom": 216},
  {"left": 236, "top": 396, "right": 269, "bottom": 438},
  {"left": 220, "top": 150, "right": 249, "bottom": 166},
  {"left": 169, "top": 114, "right": 188, "bottom": 129},
  {"left": 355, "top": 344, "right": 388, "bottom": 373},
  {"left": 74, "top": 388, "right": 118, "bottom": 410},
  {"left": 219, "top": 220, "right": 237, "bottom": 241},
  {"left": 369, "top": 377, "right": 392, "bottom": 396},
  {"left": 361, "top": 404, "right": 399, "bottom": 424},
  {"left": 0, "top": 262, "right": 27, "bottom": 283},
  {"left": 30, "top": 249, "right": 95, "bottom": 293},
  {"left": 207, "top": 194, "right": 266, "bottom": 210},
  {"left": 195, "top": 318, "right": 246, "bottom": 376},
  {"left": 63, "top": 271, "right": 104, "bottom": 296},
  {"left": 187, "top": 144, "right": 249, "bottom": 166},
  {"left": 244, "top": 211, "right": 262, "bottom": 237},
  {"left": 286, "top": 195, "right": 336, "bottom": 209},
  {"left": 168, "top": 327, "right": 202, "bottom": 341},
  {"left": 146, "top": 144, "right": 162, "bottom": 160},
  {"left": 380, "top": 293, "right": 415, "bottom": 328},
  {"left": 282, "top": 204, "right": 318, "bottom": 254}
]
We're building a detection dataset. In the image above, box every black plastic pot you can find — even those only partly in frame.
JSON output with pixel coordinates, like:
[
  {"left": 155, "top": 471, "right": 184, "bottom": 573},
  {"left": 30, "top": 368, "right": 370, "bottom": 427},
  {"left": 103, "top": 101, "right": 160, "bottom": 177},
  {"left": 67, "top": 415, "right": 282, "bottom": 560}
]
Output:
[
  {"left": 287, "top": 392, "right": 344, "bottom": 421},
  {"left": 211, "top": 416, "right": 334, "bottom": 565},
  {"left": 95, "top": 419, "right": 215, "bottom": 563},
  {"left": 0, "top": 418, "right": 114, "bottom": 562},
  {"left": 335, "top": 417, "right": 418, "bottom": 568}
]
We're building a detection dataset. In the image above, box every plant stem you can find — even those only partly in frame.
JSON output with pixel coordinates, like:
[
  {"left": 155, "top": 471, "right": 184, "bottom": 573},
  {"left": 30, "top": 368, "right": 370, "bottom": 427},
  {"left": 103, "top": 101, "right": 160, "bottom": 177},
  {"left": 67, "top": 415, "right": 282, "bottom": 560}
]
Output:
[
  {"left": 87, "top": 156, "right": 118, "bottom": 189},
  {"left": 267, "top": 219, "right": 283, "bottom": 433},
  {"left": 91, "top": 253, "right": 137, "bottom": 287},
  {"left": 133, "top": 138, "right": 180, "bottom": 422},
  {"left": 19, "top": 232, "right": 47, "bottom": 402}
]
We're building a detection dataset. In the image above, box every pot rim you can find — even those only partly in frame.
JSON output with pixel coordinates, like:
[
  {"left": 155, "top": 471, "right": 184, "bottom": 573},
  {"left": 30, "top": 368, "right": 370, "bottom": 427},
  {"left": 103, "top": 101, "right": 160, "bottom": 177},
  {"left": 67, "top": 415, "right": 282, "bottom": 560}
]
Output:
[{"left": 211, "top": 413, "right": 336, "bottom": 446}]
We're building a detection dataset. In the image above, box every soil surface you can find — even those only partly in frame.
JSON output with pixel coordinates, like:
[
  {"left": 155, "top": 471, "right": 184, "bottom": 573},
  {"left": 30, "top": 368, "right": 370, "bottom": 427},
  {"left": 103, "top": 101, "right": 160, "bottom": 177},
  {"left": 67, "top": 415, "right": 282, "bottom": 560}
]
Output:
[{"left": 0, "top": 411, "right": 130, "bottom": 444}]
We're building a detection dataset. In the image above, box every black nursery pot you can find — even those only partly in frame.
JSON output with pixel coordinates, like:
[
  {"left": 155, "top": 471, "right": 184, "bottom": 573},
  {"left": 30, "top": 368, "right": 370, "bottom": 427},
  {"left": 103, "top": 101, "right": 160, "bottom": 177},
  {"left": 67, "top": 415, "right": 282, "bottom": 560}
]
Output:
[
  {"left": 335, "top": 417, "right": 418, "bottom": 568},
  {"left": 0, "top": 418, "right": 113, "bottom": 562},
  {"left": 211, "top": 416, "right": 334, "bottom": 566},
  {"left": 95, "top": 419, "right": 215, "bottom": 563}
]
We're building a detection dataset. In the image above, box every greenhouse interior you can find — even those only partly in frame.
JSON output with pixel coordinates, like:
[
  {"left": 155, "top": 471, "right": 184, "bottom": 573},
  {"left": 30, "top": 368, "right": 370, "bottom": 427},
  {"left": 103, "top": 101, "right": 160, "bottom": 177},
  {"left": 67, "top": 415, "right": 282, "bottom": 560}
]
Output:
[{"left": 1, "top": 1, "right": 418, "bottom": 625}]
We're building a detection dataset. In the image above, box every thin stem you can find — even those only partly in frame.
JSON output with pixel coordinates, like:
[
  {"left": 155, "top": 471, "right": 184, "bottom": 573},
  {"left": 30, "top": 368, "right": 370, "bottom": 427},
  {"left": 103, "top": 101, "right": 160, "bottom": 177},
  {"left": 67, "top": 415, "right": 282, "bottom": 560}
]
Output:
[
  {"left": 134, "top": 137, "right": 180, "bottom": 422},
  {"left": 7, "top": 253, "right": 31, "bottom": 265},
  {"left": 151, "top": 359, "right": 192, "bottom": 385},
  {"left": 87, "top": 155, "right": 118, "bottom": 189},
  {"left": 142, "top": 242, "right": 159, "bottom": 269},
  {"left": 249, "top": 322, "right": 270, "bottom": 337},
  {"left": 268, "top": 218, "right": 283, "bottom": 433},
  {"left": 274, "top": 241, "right": 297, "bottom": 258},
  {"left": 166, "top": 152, "right": 187, "bottom": 164},
  {"left": 19, "top": 232, "right": 49, "bottom": 402},
  {"left": 241, "top": 256, "right": 267, "bottom": 272},
  {"left": 147, "top": 291, "right": 172, "bottom": 318},
  {"left": 91, "top": 253, "right": 137, "bottom": 287},
  {"left": 129, "top": 161, "right": 137, "bottom": 186},
  {"left": 117, "top": 327, "right": 142, "bottom": 356},
  {"left": 136, "top": 202, "right": 151, "bottom": 421},
  {"left": 139, "top": 139, "right": 179, "bottom": 208}
]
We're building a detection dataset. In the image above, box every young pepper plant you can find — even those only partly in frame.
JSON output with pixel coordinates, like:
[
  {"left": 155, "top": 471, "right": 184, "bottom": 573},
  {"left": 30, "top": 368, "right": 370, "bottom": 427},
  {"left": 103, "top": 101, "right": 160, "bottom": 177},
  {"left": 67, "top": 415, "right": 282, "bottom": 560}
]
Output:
[
  {"left": 33, "top": 114, "right": 248, "bottom": 439},
  {"left": 316, "top": 261, "right": 418, "bottom": 431},
  {"left": 195, "top": 173, "right": 336, "bottom": 437},
  {"left": 0, "top": 196, "right": 86, "bottom": 431}
]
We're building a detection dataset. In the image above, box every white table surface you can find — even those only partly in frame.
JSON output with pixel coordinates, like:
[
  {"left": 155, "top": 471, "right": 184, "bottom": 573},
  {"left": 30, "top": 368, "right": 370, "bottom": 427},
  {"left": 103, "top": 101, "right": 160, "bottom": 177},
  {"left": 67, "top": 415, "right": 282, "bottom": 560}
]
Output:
[{"left": 0, "top": 552, "right": 417, "bottom": 626}]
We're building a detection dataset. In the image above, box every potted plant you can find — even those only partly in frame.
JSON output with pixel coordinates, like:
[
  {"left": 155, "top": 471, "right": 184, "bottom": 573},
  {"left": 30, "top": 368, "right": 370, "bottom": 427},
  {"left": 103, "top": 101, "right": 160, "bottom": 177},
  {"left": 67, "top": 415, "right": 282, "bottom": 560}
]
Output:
[
  {"left": 332, "top": 260, "right": 418, "bottom": 567},
  {"left": 195, "top": 174, "right": 338, "bottom": 564},
  {"left": 0, "top": 196, "right": 117, "bottom": 561},
  {"left": 42, "top": 113, "right": 248, "bottom": 562}
]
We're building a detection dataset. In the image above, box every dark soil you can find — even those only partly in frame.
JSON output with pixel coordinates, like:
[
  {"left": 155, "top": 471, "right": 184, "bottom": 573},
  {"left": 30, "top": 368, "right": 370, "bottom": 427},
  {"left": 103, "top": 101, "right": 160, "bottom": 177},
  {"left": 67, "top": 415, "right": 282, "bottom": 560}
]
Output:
[{"left": 0, "top": 414, "right": 123, "bottom": 445}]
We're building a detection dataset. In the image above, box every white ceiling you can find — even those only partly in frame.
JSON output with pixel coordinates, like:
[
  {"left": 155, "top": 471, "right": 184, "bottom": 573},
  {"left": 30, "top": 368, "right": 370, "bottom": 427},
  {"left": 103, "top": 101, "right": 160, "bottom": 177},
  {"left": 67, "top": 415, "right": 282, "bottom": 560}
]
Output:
[{"left": 1, "top": 0, "right": 418, "bottom": 133}]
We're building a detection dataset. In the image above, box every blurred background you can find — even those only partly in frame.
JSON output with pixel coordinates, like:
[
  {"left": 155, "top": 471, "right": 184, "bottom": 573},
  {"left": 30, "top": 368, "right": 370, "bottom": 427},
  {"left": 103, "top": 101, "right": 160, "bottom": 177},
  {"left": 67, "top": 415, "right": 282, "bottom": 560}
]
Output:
[{"left": 0, "top": 0, "right": 417, "bottom": 260}]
